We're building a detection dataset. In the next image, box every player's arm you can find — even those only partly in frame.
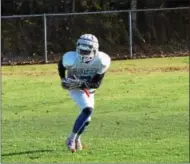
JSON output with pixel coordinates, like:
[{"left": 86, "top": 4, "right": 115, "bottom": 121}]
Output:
[
  {"left": 58, "top": 59, "right": 72, "bottom": 90},
  {"left": 58, "top": 56, "right": 81, "bottom": 90},
  {"left": 80, "top": 73, "right": 105, "bottom": 89},
  {"left": 58, "top": 59, "right": 66, "bottom": 79}
]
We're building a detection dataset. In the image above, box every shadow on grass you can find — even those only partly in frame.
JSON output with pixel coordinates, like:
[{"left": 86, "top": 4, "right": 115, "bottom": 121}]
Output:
[{"left": 2, "top": 149, "right": 54, "bottom": 156}]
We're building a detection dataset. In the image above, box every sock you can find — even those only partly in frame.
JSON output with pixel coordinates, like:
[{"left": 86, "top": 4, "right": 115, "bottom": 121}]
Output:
[
  {"left": 68, "top": 132, "right": 77, "bottom": 141},
  {"left": 75, "top": 135, "right": 81, "bottom": 141},
  {"left": 76, "top": 121, "right": 90, "bottom": 140},
  {"left": 77, "top": 125, "right": 85, "bottom": 136},
  {"left": 72, "top": 108, "right": 92, "bottom": 134},
  {"left": 75, "top": 125, "right": 85, "bottom": 141}
]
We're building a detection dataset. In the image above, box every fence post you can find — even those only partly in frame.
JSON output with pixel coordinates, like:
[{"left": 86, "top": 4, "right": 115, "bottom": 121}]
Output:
[
  {"left": 129, "top": 11, "right": 133, "bottom": 59},
  {"left": 43, "top": 13, "right": 48, "bottom": 63}
]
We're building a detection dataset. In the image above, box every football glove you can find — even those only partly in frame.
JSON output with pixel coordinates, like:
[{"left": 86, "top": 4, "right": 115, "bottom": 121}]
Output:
[{"left": 61, "top": 76, "right": 83, "bottom": 90}]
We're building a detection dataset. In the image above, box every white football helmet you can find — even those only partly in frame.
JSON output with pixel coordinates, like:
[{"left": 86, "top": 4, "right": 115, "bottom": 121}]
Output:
[{"left": 76, "top": 34, "right": 99, "bottom": 63}]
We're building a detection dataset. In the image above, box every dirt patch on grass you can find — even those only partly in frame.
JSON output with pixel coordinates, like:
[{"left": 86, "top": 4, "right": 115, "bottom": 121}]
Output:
[
  {"left": 2, "top": 66, "right": 189, "bottom": 76},
  {"left": 2, "top": 71, "right": 58, "bottom": 76},
  {"left": 109, "top": 66, "right": 189, "bottom": 74}
]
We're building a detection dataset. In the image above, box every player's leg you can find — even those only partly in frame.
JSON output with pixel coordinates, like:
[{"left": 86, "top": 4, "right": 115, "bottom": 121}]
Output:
[
  {"left": 68, "top": 90, "right": 94, "bottom": 140},
  {"left": 66, "top": 90, "right": 94, "bottom": 152},
  {"left": 75, "top": 117, "right": 91, "bottom": 150},
  {"left": 75, "top": 93, "right": 94, "bottom": 141}
]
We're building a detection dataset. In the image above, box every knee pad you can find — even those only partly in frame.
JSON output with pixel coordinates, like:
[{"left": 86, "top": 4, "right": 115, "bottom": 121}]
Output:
[{"left": 82, "top": 107, "right": 93, "bottom": 116}]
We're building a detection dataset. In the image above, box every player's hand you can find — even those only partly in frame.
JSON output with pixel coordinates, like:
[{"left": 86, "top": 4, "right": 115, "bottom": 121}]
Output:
[
  {"left": 61, "top": 78, "right": 71, "bottom": 89},
  {"left": 61, "top": 76, "right": 83, "bottom": 90}
]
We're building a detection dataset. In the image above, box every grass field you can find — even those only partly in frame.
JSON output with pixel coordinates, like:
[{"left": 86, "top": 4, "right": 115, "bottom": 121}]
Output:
[{"left": 1, "top": 57, "right": 189, "bottom": 163}]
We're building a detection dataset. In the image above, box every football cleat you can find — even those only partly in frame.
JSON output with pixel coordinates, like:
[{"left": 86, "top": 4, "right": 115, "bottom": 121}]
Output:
[
  {"left": 66, "top": 138, "right": 76, "bottom": 153},
  {"left": 75, "top": 139, "right": 83, "bottom": 150}
]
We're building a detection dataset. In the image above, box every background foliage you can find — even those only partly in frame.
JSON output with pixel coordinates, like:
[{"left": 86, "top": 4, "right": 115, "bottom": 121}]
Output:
[{"left": 1, "top": 0, "right": 189, "bottom": 64}]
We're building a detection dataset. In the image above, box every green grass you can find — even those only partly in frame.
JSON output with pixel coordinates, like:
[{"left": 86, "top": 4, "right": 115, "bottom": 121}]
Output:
[{"left": 2, "top": 57, "right": 189, "bottom": 163}]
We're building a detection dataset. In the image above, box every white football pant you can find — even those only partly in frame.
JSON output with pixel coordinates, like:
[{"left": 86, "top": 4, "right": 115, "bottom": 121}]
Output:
[{"left": 68, "top": 89, "right": 95, "bottom": 122}]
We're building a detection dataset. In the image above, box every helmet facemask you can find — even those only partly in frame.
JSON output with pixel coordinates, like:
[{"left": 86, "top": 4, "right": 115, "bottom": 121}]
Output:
[
  {"left": 77, "top": 44, "right": 95, "bottom": 63},
  {"left": 76, "top": 34, "right": 99, "bottom": 63}
]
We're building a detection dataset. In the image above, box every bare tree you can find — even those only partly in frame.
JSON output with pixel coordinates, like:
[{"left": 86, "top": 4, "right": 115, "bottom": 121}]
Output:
[
  {"left": 130, "top": 0, "right": 137, "bottom": 27},
  {"left": 72, "top": 0, "right": 75, "bottom": 12},
  {"left": 130, "top": 0, "right": 148, "bottom": 54}
]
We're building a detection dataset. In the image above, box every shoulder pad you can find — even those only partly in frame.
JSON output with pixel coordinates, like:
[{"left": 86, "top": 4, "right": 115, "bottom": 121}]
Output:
[
  {"left": 62, "top": 51, "right": 77, "bottom": 69},
  {"left": 98, "top": 51, "right": 111, "bottom": 67}
]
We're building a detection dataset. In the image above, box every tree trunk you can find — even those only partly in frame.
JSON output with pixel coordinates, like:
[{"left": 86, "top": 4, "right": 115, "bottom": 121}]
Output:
[
  {"left": 18, "top": 20, "right": 33, "bottom": 56},
  {"left": 131, "top": 0, "right": 137, "bottom": 27},
  {"left": 131, "top": 0, "right": 149, "bottom": 54},
  {"left": 72, "top": 0, "right": 75, "bottom": 12}
]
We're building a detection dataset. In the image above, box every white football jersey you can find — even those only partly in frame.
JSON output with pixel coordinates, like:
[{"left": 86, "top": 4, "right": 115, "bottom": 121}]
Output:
[{"left": 62, "top": 51, "right": 111, "bottom": 86}]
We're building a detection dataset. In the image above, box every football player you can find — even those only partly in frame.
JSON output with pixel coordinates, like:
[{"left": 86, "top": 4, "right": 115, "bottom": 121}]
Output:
[{"left": 58, "top": 34, "right": 111, "bottom": 153}]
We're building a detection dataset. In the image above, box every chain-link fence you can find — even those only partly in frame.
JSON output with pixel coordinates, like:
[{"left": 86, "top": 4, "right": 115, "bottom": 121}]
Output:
[
  {"left": 1, "top": 7, "right": 189, "bottom": 65},
  {"left": 2, "top": 16, "right": 44, "bottom": 65}
]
